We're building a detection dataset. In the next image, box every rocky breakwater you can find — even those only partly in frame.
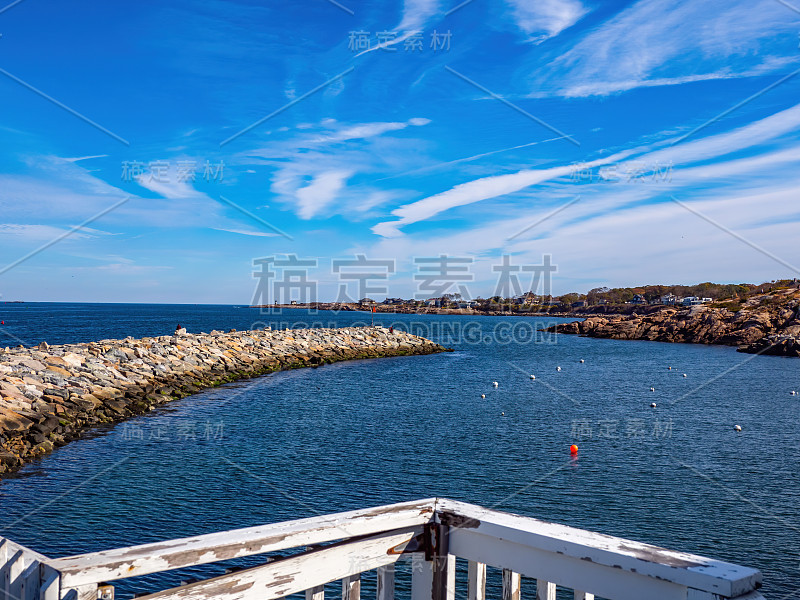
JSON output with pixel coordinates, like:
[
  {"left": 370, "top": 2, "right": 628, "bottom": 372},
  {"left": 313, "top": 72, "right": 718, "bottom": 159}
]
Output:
[
  {"left": 544, "top": 290, "right": 800, "bottom": 357},
  {"left": 0, "top": 326, "right": 448, "bottom": 475}
]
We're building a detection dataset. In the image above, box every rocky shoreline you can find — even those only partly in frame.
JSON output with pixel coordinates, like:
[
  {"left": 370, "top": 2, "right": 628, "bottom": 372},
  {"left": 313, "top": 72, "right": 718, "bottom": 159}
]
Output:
[
  {"left": 0, "top": 326, "right": 448, "bottom": 476},
  {"left": 544, "top": 292, "right": 800, "bottom": 357}
]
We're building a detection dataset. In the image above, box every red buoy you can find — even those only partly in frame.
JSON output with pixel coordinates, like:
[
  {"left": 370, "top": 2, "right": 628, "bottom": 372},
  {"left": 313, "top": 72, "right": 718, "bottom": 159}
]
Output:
[{"left": 570, "top": 444, "right": 578, "bottom": 454}]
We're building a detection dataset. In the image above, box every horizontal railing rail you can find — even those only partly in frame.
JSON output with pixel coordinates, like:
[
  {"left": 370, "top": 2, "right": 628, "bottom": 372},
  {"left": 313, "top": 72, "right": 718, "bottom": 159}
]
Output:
[{"left": 0, "top": 498, "right": 766, "bottom": 600}]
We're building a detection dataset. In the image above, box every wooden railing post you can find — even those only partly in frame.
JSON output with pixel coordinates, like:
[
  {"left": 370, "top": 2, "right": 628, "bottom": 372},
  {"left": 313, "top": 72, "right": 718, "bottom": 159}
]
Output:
[
  {"left": 467, "top": 561, "right": 486, "bottom": 600},
  {"left": 39, "top": 565, "right": 61, "bottom": 600},
  {"left": 0, "top": 540, "right": 61, "bottom": 600},
  {"left": 376, "top": 565, "right": 394, "bottom": 600},
  {"left": 3, "top": 547, "right": 25, "bottom": 600},
  {"left": 306, "top": 584, "right": 324, "bottom": 600},
  {"left": 535, "top": 580, "right": 555, "bottom": 600},
  {"left": 343, "top": 574, "right": 360, "bottom": 600},
  {"left": 411, "top": 525, "right": 454, "bottom": 600},
  {"left": 573, "top": 591, "right": 594, "bottom": 600},
  {"left": 502, "top": 570, "right": 520, "bottom": 600}
]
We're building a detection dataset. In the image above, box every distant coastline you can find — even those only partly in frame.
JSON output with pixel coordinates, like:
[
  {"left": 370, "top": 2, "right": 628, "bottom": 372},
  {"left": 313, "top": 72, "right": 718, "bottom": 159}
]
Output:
[
  {"left": 256, "top": 282, "right": 800, "bottom": 357},
  {"left": 544, "top": 287, "right": 800, "bottom": 357}
]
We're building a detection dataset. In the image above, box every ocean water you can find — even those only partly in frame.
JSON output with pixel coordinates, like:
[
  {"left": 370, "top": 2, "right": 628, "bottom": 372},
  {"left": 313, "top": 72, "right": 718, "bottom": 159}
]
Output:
[{"left": 0, "top": 303, "right": 798, "bottom": 599}]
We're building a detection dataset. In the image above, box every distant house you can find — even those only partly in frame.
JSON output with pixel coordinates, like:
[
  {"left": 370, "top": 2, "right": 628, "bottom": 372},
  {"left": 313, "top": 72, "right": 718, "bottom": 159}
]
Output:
[
  {"left": 382, "top": 297, "right": 404, "bottom": 305},
  {"left": 455, "top": 300, "right": 478, "bottom": 309},
  {"left": 660, "top": 294, "right": 678, "bottom": 305},
  {"left": 515, "top": 292, "right": 538, "bottom": 304},
  {"left": 571, "top": 301, "right": 587, "bottom": 308},
  {"left": 426, "top": 298, "right": 442, "bottom": 307},
  {"left": 359, "top": 298, "right": 376, "bottom": 306},
  {"left": 682, "top": 296, "right": 702, "bottom": 306},
  {"left": 631, "top": 294, "right": 647, "bottom": 305},
  {"left": 290, "top": 300, "right": 298, "bottom": 305},
  {"left": 595, "top": 299, "right": 607, "bottom": 305},
  {"left": 701, "top": 297, "right": 712, "bottom": 303}
]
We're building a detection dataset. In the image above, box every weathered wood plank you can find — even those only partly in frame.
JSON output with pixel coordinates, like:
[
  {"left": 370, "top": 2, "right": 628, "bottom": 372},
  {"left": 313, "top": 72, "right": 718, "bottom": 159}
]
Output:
[
  {"left": 376, "top": 564, "right": 394, "bottom": 600},
  {"left": 437, "top": 498, "right": 760, "bottom": 598},
  {"left": 448, "top": 528, "right": 687, "bottom": 600},
  {"left": 467, "top": 561, "right": 486, "bottom": 600},
  {"left": 535, "top": 580, "right": 554, "bottom": 600},
  {"left": 502, "top": 570, "right": 520, "bottom": 600},
  {"left": 343, "top": 574, "right": 360, "bottom": 600},
  {"left": 53, "top": 499, "right": 436, "bottom": 588},
  {"left": 132, "top": 527, "right": 419, "bottom": 600}
]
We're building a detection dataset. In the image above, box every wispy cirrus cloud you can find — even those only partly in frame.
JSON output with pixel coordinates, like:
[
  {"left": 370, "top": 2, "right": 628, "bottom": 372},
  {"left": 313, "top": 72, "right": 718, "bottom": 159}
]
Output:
[
  {"left": 371, "top": 148, "right": 638, "bottom": 237},
  {"left": 372, "top": 100, "right": 800, "bottom": 237},
  {"left": 531, "top": 0, "right": 800, "bottom": 97},
  {"left": 505, "top": 0, "right": 589, "bottom": 43},
  {"left": 211, "top": 227, "right": 281, "bottom": 237},
  {"left": 295, "top": 170, "right": 353, "bottom": 219},
  {"left": 355, "top": 0, "right": 441, "bottom": 55},
  {"left": 0, "top": 223, "right": 109, "bottom": 242},
  {"left": 234, "top": 117, "right": 432, "bottom": 221}
]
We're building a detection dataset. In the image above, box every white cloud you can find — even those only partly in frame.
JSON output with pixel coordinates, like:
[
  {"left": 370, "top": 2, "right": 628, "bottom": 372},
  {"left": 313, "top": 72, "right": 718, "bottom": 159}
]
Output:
[
  {"left": 363, "top": 171, "right": 800, "bottom": 296},
  {"left": 134, "top": 174, "right": 197, "bottom": 200},
  {"left": 309, "top": 118, "right": 431, "bottom": 144},
  {"left": 236, "top": 117, "right": 431, "bottom": 221},
  {"left": 506, "top": 0, "right": 588, "bottom": 42},
  {"left": 296, "top": 170, "right": 353, "bottom": 219},
  {"left": 356, "top": 0, "right": 440, "bottom": 56},
  {"left": 0, "top": 224, "right": 96, "bottom": 241},
  {"left": 64, "top": 154, "right": 108, "bottom": 163},
  {"left": 533, "top": 0, "right": 798, "bottom": 97},
  {"left": 211, "top": 227, "right": 281, "bottom": 237},
  {"left": 372, "top": 148, "right": 638, "bottom": 237},
  {"left": 372, "top": 101, "right": 800, "bottom": 237}
]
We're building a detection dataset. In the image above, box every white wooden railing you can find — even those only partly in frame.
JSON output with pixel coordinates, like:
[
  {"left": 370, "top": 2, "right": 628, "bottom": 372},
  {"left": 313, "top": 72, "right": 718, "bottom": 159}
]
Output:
[{"left": 0, "top": 498, "right": 765, "bottom": 600}]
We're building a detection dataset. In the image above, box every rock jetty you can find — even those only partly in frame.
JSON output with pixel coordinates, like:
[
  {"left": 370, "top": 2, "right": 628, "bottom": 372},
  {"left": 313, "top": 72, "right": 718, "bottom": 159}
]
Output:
[
  {"left": 0, "top": 326, "right": 448, "bottom": 476},
  {"left": 545, "top": 293, "right": 800, "bottom": 357}
]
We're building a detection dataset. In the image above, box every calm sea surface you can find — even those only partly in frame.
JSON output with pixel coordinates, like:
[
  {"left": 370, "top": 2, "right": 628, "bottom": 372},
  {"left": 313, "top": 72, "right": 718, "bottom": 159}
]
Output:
[{"left": 0, "top": 303, "right": 798, "bottom": 599}]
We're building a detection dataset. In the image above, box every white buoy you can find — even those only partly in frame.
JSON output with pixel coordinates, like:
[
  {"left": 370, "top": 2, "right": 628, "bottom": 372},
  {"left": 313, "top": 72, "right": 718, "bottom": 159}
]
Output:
[
  {"left": 530, "top": 374, "right": 535, "bottom": 380},
  {"left": 493, "top": 381, "right": 499, "bottom": 387},
  {"left": 791, "top": 391, "right": 797, "bottom": 396},
  {"left": 481, "top": 394, "right": 486, "bottom": 399},
  {"left": 556, "top": 366, "right": 562, "bottom": 371},
  {"left": 683, "top": 374, "right": 687, "bottom": 378},
  {"left": 650, "top": 387, "right": 655, "bottom": 392},
  {"left": 650, "top": 402, "right": 657, "bottom": 408},
  {"left": 501, "top": 412, "right": 505, "bottom": 416},
  {"left": 579, "top": 359, "right": 584, "bottom": 363},
  {"left": 668, "top": 366, "right": 672, "bottom": 370},
  {"left": 734, "top": 425, "right": 742, "bottom": 432}
]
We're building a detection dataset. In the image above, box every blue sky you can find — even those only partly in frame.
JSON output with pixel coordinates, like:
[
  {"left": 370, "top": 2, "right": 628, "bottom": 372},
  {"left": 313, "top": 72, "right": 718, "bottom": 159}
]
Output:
[{"left": 1, "top": 0, "right": 800, "bottom": 303}]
